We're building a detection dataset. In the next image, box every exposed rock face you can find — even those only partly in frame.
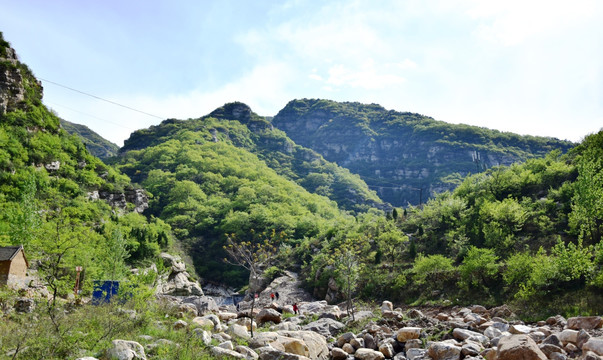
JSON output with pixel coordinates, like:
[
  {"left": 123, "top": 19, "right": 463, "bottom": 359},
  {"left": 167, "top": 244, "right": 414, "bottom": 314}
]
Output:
[
  {"left": 272, "top": 99, "right": 574, "bottom": 206},
  {"left": 98, "top": 189, "right": 149, "bottom": 213},
  {"left": 0, "top": 43, "right": 41, "bottom": 115},
  {"left": 155, "top": 253, "right": 203, "bottom": 297}
]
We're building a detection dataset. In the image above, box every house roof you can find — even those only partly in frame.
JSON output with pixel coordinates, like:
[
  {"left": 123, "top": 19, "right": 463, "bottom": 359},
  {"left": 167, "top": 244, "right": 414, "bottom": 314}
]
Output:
[{"left": 0, "top": 245, "right": 25, "bottom": 262}]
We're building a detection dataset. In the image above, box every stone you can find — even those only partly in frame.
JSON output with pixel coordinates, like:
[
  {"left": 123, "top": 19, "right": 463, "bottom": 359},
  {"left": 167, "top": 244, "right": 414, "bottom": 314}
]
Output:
[
  {"left": 218, "top": 340, "right": 234, "bottom": 350},
  {"left": 302, "top": 318, "right": 345, "bottom": 337},
  {"left": 482, "top": 348, "right": 497, "bottom": 360},
  {"left": 405, "top": 339, "right": 422, "bottom": 350},
  {"left": 256, "top": 346, "right": 310, "bottom": 360},
  {"left": 177, "top": 303, "right": 198, "bottom": 317},
  {"left": 354, "top": 348, "right": 385, "bottom": 360},
  {"left": 211, "top": 346, "right": 246, "bottom": 359},
  {"left": 14, "top": 297, "right": 35, "bottom": 313},
  {"left": 543, "top": 334, "right": 562, "bottom": 347},
  {"left": 277, "top": 330, "right": 330, "bottom": 360},
  {"left": 566, "top": 317, "right": 602, "bottom": 330},
  {"left": 485, "top": 326, "right": 503, "bottom": 339},
  {"left": 228, "top": 324, "right": 251, "bottom": 340},
  {"left": 192, "top": 317, "right": 215, "bottom": 328},
  {"left": 218, "top": 311, "right": 239, "bottom": 321},
  {"left": 583, "top": 338, "right": 603, "bottom": 356},
  {"left": 549, "top": 353, "right": 567, "bottom": 360},
  {"left": 436, "top": 313, "right": 450, "bottom": 321},
  {"left": 406, "top": 348, "right": 427, "bottom": 360},
  {"left": 181, "top": 296, "right": 218, "bottom": 315},
  {"left": 558, "top": 330, "right": 579, "bottom": 345},
  {"left": 256, "top": 308, "right": 282, "bottom": 325},
  {"left": 379, "top": 343, "right": 395, "bottom": 358},
  {"left": 471, "top": 305, "right": 488, "bottom": 314},
  {"left": 343, "top": 343, "right": 356, "bottom": 354},
  {"left": 173, "top": 320, "right": 187, "bottom": 330},
  {"left": 336, "top": 332, "right": 356, "bottom": 347},
  {"left": 529, "top": 332, "right": 546, "bottom": 343},
  {"left": 497, "top": 335, "right": 547, "bottom": 360},
  {"left": 510, "top": 325, "right": 533, "bottom": 334},
  {"left": 407, "top": 309, "right": 425, "bottom": 319},
  {"left": 193, "top": 329, "right": 212, "bottom": 345},
  {"left": 397, "top": 327, "right": 422, "bottom": 342},
  {"left": 105, "top": 340, "right": 147, "bottom": 360},
  {"left": 452, "top": 328, "right": 489, "bottom": 346},
  {"left": 577, "top": 330, "right": 592, "bottom": 349},
  {"left": 350, "top": 337, "right": 365, "bottom": 350},
  {"left": 581, "top": 352, "right": 603, "bottom": 360},
  {"left": 364, "top": 333, "right": 377, "bottom": 350},
  {"left": 538, "top": 344, "right": 566, "bottom": 357},
  {"left": 461, "top": 341, "right": 483, "bottom": 356},
  {"left": 332, "top": 347, "right": 349, "bottom": 360},
  {"left": 235, "top": 345, "right": 259, "bottom": 360},
  {"left": 428, "top": 341, "right": 462, "bottom": 360},
  {"left": 490, "top": 305, "right": 514, "bottom": 319},
  {"left": 381, "top": 301, "right": 393, "bottom": 312},
  {"left": 278, "top": 338, "right": 309, "bottom": 357}
]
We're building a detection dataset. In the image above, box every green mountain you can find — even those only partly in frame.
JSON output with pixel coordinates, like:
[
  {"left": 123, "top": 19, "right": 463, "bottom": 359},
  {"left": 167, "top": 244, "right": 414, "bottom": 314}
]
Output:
[
  {"left": 60, "top": 118, "right": 119, "bottom": 159},
  {"left": 0, "top": 32, "right": 171, "bottom": 292},
  {"left": 120, "top": 102, "right": 384, "bottom": 213},
  {"left": 272, "top": 99, "right": 575, "bottom": 206}
]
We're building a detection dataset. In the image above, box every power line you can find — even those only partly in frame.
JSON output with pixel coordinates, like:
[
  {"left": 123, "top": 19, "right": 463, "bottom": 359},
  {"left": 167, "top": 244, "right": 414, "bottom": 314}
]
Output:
[
  {"left": 39, "top": 77, "right": 165, "bottom": 120},
  {"left": 46, "top": 101, "right": 138, "bottom": 131}
]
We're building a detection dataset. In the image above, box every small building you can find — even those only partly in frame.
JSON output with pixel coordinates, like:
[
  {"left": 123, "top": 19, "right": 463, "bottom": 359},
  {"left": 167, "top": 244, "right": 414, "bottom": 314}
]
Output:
[{"left": 0, "top": 245, "right": 29, "bottom": 286}]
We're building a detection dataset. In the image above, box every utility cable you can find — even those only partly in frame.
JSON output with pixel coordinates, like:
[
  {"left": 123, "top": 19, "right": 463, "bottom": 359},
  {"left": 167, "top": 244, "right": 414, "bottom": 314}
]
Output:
[
  {"left": 39, "top": 77, "right": 165, "bottom": 120},
  {"left": 46, "top": 101, "right": 138, "bottom": 131}
]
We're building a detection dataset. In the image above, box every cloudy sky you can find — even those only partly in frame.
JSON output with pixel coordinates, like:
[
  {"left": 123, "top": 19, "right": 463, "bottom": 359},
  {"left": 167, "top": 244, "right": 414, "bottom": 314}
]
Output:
[{"left": 1, "top": 0, "right": 601, "bottom": 146}]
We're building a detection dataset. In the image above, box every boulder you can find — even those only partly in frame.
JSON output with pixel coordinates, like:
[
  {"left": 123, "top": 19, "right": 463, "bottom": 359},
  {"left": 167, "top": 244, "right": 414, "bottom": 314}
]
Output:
[
  {"left": 510, "top": 325, "right": 533, "bottom": 335},
  {"left": 558, "top": 330, "right": 579, "bottom": 345},
  {"left": 256, "top": 346, "right": 311, "bottom": 360},
  {"left": 256, "top": 308, "right": 282, "bottom": 325},
  {"left": 278, "top": 330, "right": 330, "bottom": 360},
  {"left": 406, "top": 348, "right": 427, "bottom": 360},
  {"left": 566, "top": 316, "right": 602, "bottom": 330},
  {"left": 428, "top": 341, "right": 462, "bottom": 360},
  {"left": 350, "top": 337, "right": 365, "bottom": 349},
  {"left": 236, "top": 345, "right": 259, "bottom": 360},
  {"left": 381, "top": 301, "right": 393, "bottom": 312},
  {"left": 194, "top": 329, "right": 212, "bottom": 345},
  {"left": 538, "top": 344, "right": 566, "bottom": 357},
  {"left": 379, "top": 343, "right": 395, "bottom": 358},
  {"left": 331, "top": 347, "right": 348, "bottom": 360},
  {"left": 228, "top": 324, "right": 251, "bottom": 340},
  {"left": 211, "top": 346, "right": 246, "bottom": 359},
  {"left": 181, "top": 296, "right": 218, "bottom": 315},
  {"left": 497, "top": 335, "right": 547, "bottom": 360},
  {"left": 14, "top": 297, "right": 35, "bottom": 313},
  {"left": 105, "top": 340, "right": 147, "bottom": 360},
  {"left": 280, "top": 338, "right": 310, "bottom": 357},
  {"left": 302, "top": 318, "right": 345, "bottom": 337},
  {"left": 397, "top": 327, "right": 422, "bottom": 342},
  {"left": 337, "top": 332, "right": 356, "bottom": 347},
  {"left": 452, "top": 328, "right": 489, "bottom": 346},
  {"left": 173, "top": 320, "right": 187, "bottom": 330},
  {"left": 546, "top": 315, "right": 567, "bottom": 327},
  {"left": 218, "top": 312, "right": 239, "bottom": 321},
  {"left": 343, "top": 343, "right": 356, "bottom": 354},
  {"left": 577, "top": 329, "right": 591, "bottom": 349},
  {"left": 583, "top": 338, "right": 603, "bottom": 356},
  {"left": 461, "top": 340, "right": 484, "bottom": 356},
  {"left": 490, "top": 305, "right": 514, "bottom": 319},
  {"left": 354, "top": 348, "right": 385, "bottom": 360}
]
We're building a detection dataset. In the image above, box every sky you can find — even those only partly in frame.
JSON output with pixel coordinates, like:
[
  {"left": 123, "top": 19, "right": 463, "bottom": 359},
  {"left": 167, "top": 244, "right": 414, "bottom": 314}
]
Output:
[{"left": 1, "top": 0, "right": 602, "bottom": 146}]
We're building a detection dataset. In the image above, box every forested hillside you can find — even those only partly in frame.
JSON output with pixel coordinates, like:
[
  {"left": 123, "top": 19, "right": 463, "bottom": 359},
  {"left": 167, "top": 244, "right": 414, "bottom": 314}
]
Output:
[
  {"left": 272, "top": 99, "right": 575, "bottom": 206},
  {"left": 0, "top": 32, "right": 171, "bottom": 293},
  {"left": 60, "top": 118, "right": 119, "bottom": 159}
]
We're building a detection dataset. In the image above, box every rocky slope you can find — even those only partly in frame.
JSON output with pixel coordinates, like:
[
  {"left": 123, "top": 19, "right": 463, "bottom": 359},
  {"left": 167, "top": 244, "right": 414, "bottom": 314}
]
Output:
[
  {"left": 272, "top": 99, "right": 575, "bottom": 206},
  {"left": 60, "top": 119, "right": 119, "bottom": 159}
]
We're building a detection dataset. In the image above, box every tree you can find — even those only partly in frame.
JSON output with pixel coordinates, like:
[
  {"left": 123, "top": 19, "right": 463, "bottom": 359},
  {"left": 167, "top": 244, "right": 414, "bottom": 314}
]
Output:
[
  {"left": 335, "top": 247, "right": 360, "bottom": 321},
  {"left": 223, "top": 230, "right": 280, "bottom": 337}
]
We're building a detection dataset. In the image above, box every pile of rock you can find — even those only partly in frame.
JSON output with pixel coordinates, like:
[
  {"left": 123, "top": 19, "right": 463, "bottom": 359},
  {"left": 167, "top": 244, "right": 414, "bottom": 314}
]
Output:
[
  {"left": 329, "top": 302, "right": 603, "bottom": 360},
  {"left": 155, "top": 253, "right": 203, "bottom": 297}
]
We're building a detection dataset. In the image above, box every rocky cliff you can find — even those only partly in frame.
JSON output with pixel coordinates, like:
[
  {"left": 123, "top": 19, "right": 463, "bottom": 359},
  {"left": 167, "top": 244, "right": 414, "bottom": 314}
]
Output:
[{"left": 272, "top": 99, "right": 575, "bottom": 206}]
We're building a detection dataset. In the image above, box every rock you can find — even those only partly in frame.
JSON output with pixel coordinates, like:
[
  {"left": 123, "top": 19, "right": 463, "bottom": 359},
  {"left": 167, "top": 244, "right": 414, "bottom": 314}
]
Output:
[
  {"left": 192, "top": 316, "right": 216, "bottom": 328},
  {"left": 194, "top": 329, "right": 212, "bottom": 345},
  {"left": 173, "top": 320, "right": 187, "bottom": 329},
  {"left": 337, "top": 332, "right": 356, "bottom": 347},
  {"left": 218, "top": 312, "right": 239, "bottom": 321},
  {"left": 543, "top": 334, "right": 562, "bottom": 347},
  {"left": 577, "top": 330, "right": 591, "bottom": 349},
  {"left": 582, "top": 351, "right": 602, "bottom": 360},
  {"left": 228, "top": 324, "right": 251, "bottom": 340},
  {"left": 549, "top": 353, "right": 567, "bottom": 360},
  {"left": 490, "top": 305, "right": 514, "bottom": 318},
  {"left": 481, "top": 348, "right": 497, "bottom": 360},
  {"left": 381, "top": 301, "right": 393, "bottom": 312},
  {"left": 211, "top": 346, "right": 246, "bottom": 359},
  {"left": 566, "top": 317, "right": 602, "bottom": 330},
  {"left": 156, "top": 253, "right": 203, "bottom": 296},
  {"left": 331, "top": 347, "right": 348, "bottom": 360},
  {"left": 471, "top": 305, "right": 488, "bottom": 314},
  {"left": 379, "top": 343, "right": 395, "bottom": 358},
  {"left": 485, "top": 326, "right": 503, "bottom": 339},
  {"left": 256, "top": 346, "right": 311, "bottom": 360},
  {"left": 350, "top": 337, "right": 365, "bottom": 349},
  {"left": 405, "top": 339, "right": 422, "bottom": 350},
  {"left": 364, "top": 333, "right": 377, "bottom": 350},
  {"left": 235, "top": 345, "right": 259, "bottom": 360},
  {"left": 397, "top": 327, "right": 422, "bottom": 342},
  {"left": 280, "top": 338, "right": 310, "bottom": 357},
  {"left": 452, "top": 328, "right": 489, "bottom": 346},
  {"left": 406, "top": 348, "right": 427, "bottom": 360},
  {"left": 510, "top": 324, "right": 533, "bottom": 334},
  {"left": 105, "top": 340, "right": 147, "bottom": 360},
  {"left": 342, "top": 343, "right": 356, "bottom": 354},
  {"left": 583, "top": 338, "right": 603, "bottom": 356},
  {"left": 14, "top": 297, "right": 35, "bottom": 313},
  {"left": 354, "top": 348, "right": 385, "bottom": 360},
  {"left": 437, "top": 313, "right": 450, "bottom": 321},
  {"left": 407, "top": 309, "right": 425, "bottom": 319},
  {"left": 278, "top": 330, "right": 330, "bottom": 360},
  {"left": 302, "top": 318, "right": 345, "bottom": 337},
  {"left": 428, "top": 341, "right": 462, "bottom": 360},
  {"left": 177, "top": 303, "right": 198, "bottom": 317},
  {"left": 558, "top": 330, "right": 579, "bottom": 345},
  {"left": 546, "top": 316, "right": 567, "bottom": 327},
  {"left": 497, "top": 335, "right": 547, "bottom": 360},
  {"left": 256, "top": 308, "right": 282, "bottom": 325},
  {"left": 218, "top": 340, "right": 235, "bottom": 350},
  {"left": 539, "top": 344, "right": 566, "bottom": 357},
  {"left": 461, "top": 341, "right": 484, "bottom": 356},
  {"left": 181, "top": 296, "right": 218, "bottom": 315}
]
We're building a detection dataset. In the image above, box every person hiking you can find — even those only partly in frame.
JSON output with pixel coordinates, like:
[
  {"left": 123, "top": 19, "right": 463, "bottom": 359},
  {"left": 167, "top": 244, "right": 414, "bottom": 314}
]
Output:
[
  {"left": 275, "top": 291, "right": 280, "bottom": 301},
  {"left": 270, "top": 292, "right": 275, "bottom": 301},
  {"left": 293, "top": 303, "right": 299, "bottom": 315}
]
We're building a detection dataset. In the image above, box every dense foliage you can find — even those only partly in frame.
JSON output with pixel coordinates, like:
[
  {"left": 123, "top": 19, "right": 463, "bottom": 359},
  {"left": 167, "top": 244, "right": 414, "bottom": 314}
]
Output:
[
  {"left": 272, "top": 99, "right": 575, "bottom": 206},
  {"left": 301, "top": 133, "right": 603, "bottom": 318},
  {"left": 0, "top": 32, "right": 172, "bottom": 298},
  {"left": 60, "top": 118, "right": 119, "bottom": 159}
]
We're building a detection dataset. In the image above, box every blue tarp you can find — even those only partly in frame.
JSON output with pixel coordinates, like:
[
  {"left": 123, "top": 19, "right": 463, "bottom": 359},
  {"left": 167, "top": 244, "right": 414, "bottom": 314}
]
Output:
[{"left": 92, "top": 280, "right": 120, "bottom": 304}]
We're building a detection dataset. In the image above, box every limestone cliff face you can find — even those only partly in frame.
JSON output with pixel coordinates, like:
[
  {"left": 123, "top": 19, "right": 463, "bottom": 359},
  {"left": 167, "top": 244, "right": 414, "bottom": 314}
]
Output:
[{"left": 272, "top": 99, "right": 574, "bottom": 206}]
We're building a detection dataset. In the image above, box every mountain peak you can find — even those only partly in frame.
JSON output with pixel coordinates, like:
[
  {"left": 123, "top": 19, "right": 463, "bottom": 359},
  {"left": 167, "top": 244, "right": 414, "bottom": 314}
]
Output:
[{"left": 209, "top": 102, "right": 253, "bottom": 122}]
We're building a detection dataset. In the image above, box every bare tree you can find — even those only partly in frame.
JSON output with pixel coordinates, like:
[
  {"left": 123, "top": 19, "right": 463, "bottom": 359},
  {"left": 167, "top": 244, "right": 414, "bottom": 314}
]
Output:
[{"left": 223, "top": 230, "right": 280, "bottom": 337}]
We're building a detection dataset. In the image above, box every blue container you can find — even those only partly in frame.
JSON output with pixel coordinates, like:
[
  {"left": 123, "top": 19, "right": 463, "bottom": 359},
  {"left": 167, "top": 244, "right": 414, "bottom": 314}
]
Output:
[{"left": 92, "top": 280, "right": 120, "bottom": 304}]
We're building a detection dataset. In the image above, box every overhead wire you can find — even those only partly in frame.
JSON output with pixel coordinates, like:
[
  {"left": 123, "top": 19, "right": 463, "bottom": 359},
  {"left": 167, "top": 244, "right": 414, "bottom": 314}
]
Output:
[
  {"left": 46, "top": 101, "right": 138, "bottom": 131},
  {"left": 39, "top": 77, "right": 166, "bottom": 120}
]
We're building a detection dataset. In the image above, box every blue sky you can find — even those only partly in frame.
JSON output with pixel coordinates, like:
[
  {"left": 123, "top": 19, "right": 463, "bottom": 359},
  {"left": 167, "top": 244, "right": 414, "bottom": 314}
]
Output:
[{"left": 1, "top": 0, "right": 601, "bottom": 145}]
